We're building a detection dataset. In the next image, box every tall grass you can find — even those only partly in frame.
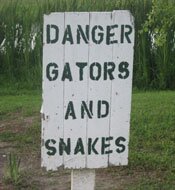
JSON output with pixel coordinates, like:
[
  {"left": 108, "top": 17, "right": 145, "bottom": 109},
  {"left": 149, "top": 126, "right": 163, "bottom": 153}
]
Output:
[
  {"left": 0, "top": 0, "right": 174, "bottom": 89},
  {"left": 3, "top": 153, "right": 21, "bottom": 185}
]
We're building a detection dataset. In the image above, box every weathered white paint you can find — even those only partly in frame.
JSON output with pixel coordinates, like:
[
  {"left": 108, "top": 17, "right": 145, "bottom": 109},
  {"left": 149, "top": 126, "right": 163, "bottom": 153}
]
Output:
[
  {"left": 109, "top": 11, "right": 135, "bottom": 166},
  {"left": 42, "top": 11, "right": 135, "bottom": 170},
  {"left": 41, "top": 13, "right": 65, "bottom": 170},
  {"left": 71, "top": 169, "right": 95, "bottom": 190},
  {"left": 63, "top": 12, "right": 89, "bottom": 169},
  {"left": 86, "top": 12, "right": 113, "bottom": 168}
]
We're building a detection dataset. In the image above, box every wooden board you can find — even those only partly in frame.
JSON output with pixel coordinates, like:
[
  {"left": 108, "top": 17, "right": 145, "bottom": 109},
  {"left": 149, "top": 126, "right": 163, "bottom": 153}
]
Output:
[
  {"left": 63, "top": 12, "right": 89, "bottom": 169},
  {"left": 86, "top": 12, "right": 113, "bottom": 168},
  {"left": 42, "top": 11, "right": 135, "bottom": 170},
  {"left": 42, "top": 13, "right": 65, "bottom": 170}
]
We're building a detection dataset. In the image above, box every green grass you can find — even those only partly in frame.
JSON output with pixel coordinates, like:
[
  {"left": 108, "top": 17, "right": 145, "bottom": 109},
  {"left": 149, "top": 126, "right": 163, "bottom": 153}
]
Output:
[
  {"left": 0, "top": 90, "right": 41, "bottom": 117},
  {"left": 4, "top": 153, "right": 21, "bottom": 186},
  {"left": 0, "top": 90, "right": 175, "bottom": 188},
  {"left": 128, "top": 91, "right": 175, "bottom": 189},
  {"left": 130, "top": 91, "right": 175, "bottom": 168},
  {"left": 127, "top": 181, "right": 175, "bottom": 190},
  {"left": 0, "top": 123, "right": 40, "bottom": 151},
  {"left": 0, "top": 89, "right": 41, "bottom": 151}
]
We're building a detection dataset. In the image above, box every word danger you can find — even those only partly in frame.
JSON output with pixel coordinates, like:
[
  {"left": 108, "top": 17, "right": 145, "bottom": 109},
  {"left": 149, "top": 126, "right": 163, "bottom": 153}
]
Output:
[
  {"left": 46, "top": 61, "right": 129, "bottom": 81},
  {"left": 46, "top": 24, "right": 133, "bottom": 45},
  {"left": 45, "top": 136, "right": 126, "bottom": 156}
]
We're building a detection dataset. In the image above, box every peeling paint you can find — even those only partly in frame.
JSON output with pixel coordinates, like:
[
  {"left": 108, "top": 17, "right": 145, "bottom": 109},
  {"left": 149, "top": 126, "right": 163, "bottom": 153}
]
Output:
[
  {"left": 41, "top": 113, "right": 45, "bottom": 120},
  {"left": 41, "top": 139, "right": 45, "bottom": 146}
]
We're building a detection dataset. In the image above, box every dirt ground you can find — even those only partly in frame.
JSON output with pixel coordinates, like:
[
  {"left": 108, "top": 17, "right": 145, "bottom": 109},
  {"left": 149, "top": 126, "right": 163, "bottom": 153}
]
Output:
[{"left": 0, "top": 114, "right": 152, "bottom": 190}]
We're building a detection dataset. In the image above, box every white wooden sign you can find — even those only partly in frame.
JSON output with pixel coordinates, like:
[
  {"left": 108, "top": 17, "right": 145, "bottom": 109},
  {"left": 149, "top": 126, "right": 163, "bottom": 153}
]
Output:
[{"left": 42, "top": 11, "right": 134, "bottom": 170}]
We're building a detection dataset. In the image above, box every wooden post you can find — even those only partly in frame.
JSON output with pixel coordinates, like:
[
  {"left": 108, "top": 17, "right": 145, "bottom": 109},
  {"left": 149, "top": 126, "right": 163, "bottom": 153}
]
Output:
[{"left": 71, "top": 169, "right": 95, "bottom": 190}]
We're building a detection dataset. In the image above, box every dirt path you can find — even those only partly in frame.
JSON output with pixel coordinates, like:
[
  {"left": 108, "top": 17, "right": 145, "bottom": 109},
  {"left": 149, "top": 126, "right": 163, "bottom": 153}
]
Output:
[{"left": 0, "top": 114, "right": 153, "bottom": 190}]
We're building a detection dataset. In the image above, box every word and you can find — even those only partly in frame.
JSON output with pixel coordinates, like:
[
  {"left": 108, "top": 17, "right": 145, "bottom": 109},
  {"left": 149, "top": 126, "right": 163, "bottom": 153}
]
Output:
[
  {"left": 65, "top": 100, "right": 109, "bottom": 120},
  {"left": 45, "top": 136, "right": 126, "bottom": 156}
]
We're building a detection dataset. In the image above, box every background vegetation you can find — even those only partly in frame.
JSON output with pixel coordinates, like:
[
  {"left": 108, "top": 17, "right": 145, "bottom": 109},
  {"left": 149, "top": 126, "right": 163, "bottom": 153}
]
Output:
[
  {"left": 0, "top": 0, "right": 175, "bottom": 90},
  {"left": 0, "top": 1, "right": 175, "bottom": 188}
]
